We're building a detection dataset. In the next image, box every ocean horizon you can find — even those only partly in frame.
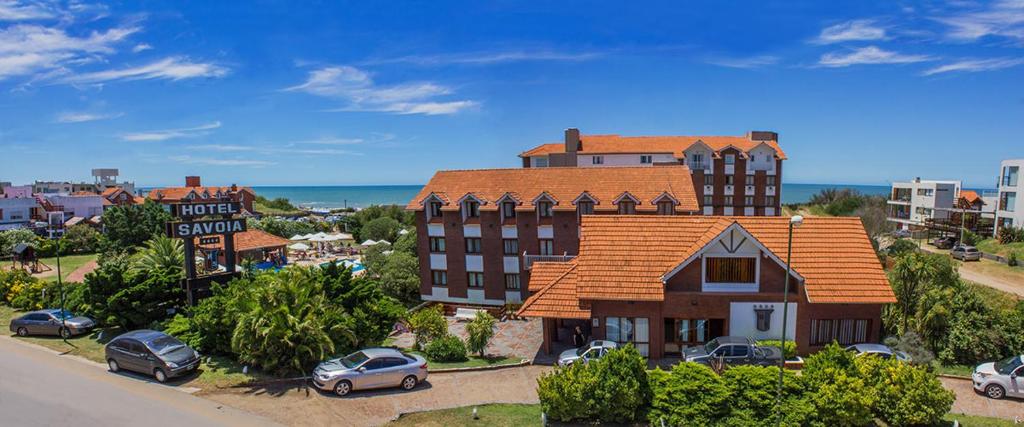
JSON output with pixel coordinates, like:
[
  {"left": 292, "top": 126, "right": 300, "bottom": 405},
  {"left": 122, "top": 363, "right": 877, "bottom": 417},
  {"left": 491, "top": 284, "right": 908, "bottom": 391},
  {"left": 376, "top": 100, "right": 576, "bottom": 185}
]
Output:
[{"left": 248, "top": 183, "right": 904, "bottom": 209}]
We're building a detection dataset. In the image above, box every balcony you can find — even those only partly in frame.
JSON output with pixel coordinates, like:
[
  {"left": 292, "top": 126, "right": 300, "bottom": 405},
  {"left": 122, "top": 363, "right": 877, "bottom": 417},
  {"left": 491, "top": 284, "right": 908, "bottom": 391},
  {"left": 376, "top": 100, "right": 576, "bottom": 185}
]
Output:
[
  {"left": 688, "top": 162, "right": 710, "bottom": 172},
  {"left": 523, "top": 253, "right": 576, "bottom": 270}
]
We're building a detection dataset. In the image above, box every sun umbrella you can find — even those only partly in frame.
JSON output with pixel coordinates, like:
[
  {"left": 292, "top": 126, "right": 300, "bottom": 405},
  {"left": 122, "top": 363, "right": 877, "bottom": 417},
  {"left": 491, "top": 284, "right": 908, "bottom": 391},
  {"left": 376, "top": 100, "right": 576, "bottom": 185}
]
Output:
[
  {"left": 288, "top": 243, "right": 310, "bottom": 251},
  {"left": 289, "top": 234, "right": 308, "bottom": 241},
  {"left": 360, "top": 239, "right": 377, "bottom": 246}
]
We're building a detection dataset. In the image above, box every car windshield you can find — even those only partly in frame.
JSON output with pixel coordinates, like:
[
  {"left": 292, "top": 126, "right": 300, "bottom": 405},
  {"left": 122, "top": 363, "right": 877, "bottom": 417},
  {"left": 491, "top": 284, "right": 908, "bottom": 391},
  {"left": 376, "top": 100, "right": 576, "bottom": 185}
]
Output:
[
  {"left": 51, "top": 310, "right": 75, "bottom": 320},
  {"left": 704, "top": 339, "right": 720, "bottom": 353},
  {"left": 994, "top": 355, "right": 1023, "bottom": 375},
  {"left": 147, "top": 335, "right": 186, "bottom": 355},
  {"left": 340, "top": 351, "right": 370, "bottom": 368}
]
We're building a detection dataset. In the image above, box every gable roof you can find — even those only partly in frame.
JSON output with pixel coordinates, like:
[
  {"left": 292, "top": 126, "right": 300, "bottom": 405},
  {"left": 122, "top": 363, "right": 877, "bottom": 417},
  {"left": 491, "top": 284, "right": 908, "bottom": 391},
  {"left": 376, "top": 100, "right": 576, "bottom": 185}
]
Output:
[
  {"left": 959, "top": 190, "right": 983, "bottom": 206},
  {"left": 574, "top": 215, "right": 894, "bottom": 304},
  {"left": 528, "top": 261, "right": 578, "bottom": 292},
  {"left": 406, "top": 166, "right": 699, "bottom": 213},
  {"left": 196, "top": 229, "right": 290, "bottom": 253},
  {"left": 518, "top": 261, "right": 590, "bottom": 319},
  {"left": 520, "top": 134, "right": 787, "bottom": 160},
  {"left": 148, "top": 185, "right": 254, "bottom": 202}
]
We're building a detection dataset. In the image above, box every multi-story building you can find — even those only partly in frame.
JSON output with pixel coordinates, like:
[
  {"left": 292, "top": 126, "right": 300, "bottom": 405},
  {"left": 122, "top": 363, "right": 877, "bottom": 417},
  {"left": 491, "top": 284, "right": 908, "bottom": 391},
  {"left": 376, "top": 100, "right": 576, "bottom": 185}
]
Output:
[
  {"left": 519, "top": 215, "right": 895, "bottom": 357},
  {"left": 0, "top": 196, "right": 41, "bottom": 231},
  {"left": 995, "top": 159, "right": 1022, "bottom": 233},
  {"left": 519, "top": 129, "right": 785, "bottom": 216},
  {"left": 886, "top": 178, "right": 961, "bottom": 230},
  {"left": 147, "top": 176, "right": 256, "bottom": 213},
  {"left": 405, "top": 166, "right": 699, "bottom": 306}
]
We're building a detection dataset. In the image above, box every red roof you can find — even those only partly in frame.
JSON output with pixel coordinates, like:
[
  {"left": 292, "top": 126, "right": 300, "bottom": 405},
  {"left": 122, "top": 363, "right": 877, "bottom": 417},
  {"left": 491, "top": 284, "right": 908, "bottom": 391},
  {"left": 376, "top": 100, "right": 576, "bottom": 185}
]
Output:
[
  {"left": 521, "top": 134, "right": 787, "bottom": 160},
  {"left": 197, "top": 229, "right": 290, "bottom": 252},
  {"left": 148, "top": 185, "right": 254, "bottom": 202},
  {"left": 960, "top": 190, "right": 983, "bottom": 206},
  {"left": 518, "top": 261, "right": 590, "bottom": 319}
]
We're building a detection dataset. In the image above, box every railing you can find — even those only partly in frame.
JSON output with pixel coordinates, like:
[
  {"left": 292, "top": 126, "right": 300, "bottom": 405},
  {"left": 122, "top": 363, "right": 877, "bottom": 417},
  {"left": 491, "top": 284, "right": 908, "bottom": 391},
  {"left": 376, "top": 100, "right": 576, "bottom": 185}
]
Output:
[
  {"left": 523, "top": 253, "right": 576, "bottom": 270},
  {"left": 889, "top": 196, "right": 911, "bottom": 202},
  {"left": 688, "top": 162, "right": 710, "bottom": 171}
]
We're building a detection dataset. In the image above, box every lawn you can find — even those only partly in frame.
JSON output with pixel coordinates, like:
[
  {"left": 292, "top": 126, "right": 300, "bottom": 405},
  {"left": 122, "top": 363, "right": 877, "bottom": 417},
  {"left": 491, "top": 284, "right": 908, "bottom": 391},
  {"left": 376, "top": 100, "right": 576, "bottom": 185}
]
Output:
[
  {"left": 931, "top": 362, "right": 974, "bottom": 377},
  {"left": 389, "top": 403, "right": 542, "bottom": 427},
  {"left": 941, "top": 413, "right": 1019, "bottom": 427},
  {"left": 37, "top": 253, "right": 98, "bottom": 282},
  {"left": 976, "top": 238, "right": 1024, "bottom": 258},
  {"left": 410, "top": 351, "right": 523, "bottom": 370}
]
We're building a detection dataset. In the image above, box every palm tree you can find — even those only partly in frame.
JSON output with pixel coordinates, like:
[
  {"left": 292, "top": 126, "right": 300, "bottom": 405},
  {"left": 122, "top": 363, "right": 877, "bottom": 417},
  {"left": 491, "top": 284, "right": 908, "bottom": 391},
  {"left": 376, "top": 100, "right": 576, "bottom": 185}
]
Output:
[{"left": 132, "top": 235, "right": 185, "bottom": 277}]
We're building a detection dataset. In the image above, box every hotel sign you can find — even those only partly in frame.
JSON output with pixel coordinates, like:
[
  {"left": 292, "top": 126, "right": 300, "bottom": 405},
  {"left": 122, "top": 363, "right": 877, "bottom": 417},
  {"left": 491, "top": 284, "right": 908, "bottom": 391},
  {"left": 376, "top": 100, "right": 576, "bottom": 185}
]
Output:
[
  {"left": 165, "top": 200, "right": 245, "bottom": 306},
  {"left": 171, "top": 201, "right": 241, "bottom": 218},
  {"left": 168, "top": 218, "right": 246, "bottom": 238}
]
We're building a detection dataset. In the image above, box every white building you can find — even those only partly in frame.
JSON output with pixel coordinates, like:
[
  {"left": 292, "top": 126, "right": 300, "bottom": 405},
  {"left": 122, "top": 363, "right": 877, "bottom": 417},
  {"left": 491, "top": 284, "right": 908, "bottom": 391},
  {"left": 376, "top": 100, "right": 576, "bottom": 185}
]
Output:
[
  {"left": 0, "top": 197, "right": 40, "bottom": 231},
  {"left": 886, "top": 178, "right": 961, "bottom": 230},
  {"left": 995, "top": 159, "right": 1022, "bottom": 234}
]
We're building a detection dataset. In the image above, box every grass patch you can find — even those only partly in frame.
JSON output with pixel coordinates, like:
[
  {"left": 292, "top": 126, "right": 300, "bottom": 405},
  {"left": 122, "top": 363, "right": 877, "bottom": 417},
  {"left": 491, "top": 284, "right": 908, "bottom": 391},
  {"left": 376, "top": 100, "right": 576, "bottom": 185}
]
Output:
[
  {"left": 931, "top": 362, "right": 974, "bottom": 377},
  {"left": 963, "top": 280, "right": 1022, "bottom": 311},
  {"left": 37, "top": 253, "right": 98, "bottom": 283},
  {"left": 410, "top": 351, "right": 522, "bottom": 370},
  {"left": 941, "top": 413, "right": 1018, "bottom": 427},
  {"left": 959, "top": 259, "right": 1024, "bottom": 292},
  {"left": 976, "top": 238, "right": 1024, "bottom": 258},
  {"left": 389, "top": 403, "right": 542, "bottom": 427},
  {"left": 253, "top": 201, "right": 305, "bottom": 216}
]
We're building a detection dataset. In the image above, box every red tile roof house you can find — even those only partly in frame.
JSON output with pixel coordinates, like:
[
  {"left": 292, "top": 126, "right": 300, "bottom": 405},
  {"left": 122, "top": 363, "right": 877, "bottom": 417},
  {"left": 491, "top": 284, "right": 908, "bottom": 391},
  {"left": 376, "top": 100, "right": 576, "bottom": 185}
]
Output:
[
  {"left": 520, "top": 129, "right": 786, "bottom": 216},
  {"left": 518, "top": 215, "right": 895, "bottom": 358},
  {"left": 406, "top": 166, "right": 701, "bottom": 306},
  {"left": 147, "top": 176, "right": 256, "bottom": 214}
]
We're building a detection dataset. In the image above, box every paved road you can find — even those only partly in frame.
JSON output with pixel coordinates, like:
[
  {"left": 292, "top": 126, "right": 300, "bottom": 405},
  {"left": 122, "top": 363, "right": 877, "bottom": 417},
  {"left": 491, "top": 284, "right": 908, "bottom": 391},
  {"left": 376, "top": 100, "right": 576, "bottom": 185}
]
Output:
[
  {"left": 0, "top": 335, "right": 279, "bottom": 427},
  {"left": 941, "top": 377, "right": 1024, "bottom": 422}
]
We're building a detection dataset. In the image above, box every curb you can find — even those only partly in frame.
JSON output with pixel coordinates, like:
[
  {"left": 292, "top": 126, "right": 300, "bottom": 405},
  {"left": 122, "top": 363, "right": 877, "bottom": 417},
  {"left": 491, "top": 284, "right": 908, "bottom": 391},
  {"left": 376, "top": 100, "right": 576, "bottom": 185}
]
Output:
[
  {"left": 429, "top": 358, "right": 531, "bottom": 373},
  {"left": 225, "top": 375, "right": 310, "bottom": 389},
  {"left": 937, "top": 373, "right": 973, "bottom": 381}
]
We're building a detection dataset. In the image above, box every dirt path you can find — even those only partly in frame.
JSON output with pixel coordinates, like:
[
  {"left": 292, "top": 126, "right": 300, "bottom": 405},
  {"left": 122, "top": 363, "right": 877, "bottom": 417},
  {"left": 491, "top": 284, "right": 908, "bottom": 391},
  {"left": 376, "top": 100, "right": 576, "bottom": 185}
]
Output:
[
  {"left": 941, "top": 377, "right": 1024, "bottom": 422},
  {"left": 958, "top": 266, "right": 1024, "bottom": 297},
  {"left": 202, "top": 365, "right": 549, "bottom": 427},
  {"left": 65, "top": 259, "right": 99, "bottom": 283}
]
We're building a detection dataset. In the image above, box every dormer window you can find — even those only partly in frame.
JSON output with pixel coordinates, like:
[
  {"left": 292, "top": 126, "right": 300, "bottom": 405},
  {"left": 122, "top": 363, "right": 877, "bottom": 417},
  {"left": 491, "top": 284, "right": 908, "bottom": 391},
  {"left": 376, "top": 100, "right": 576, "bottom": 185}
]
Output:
[
  {"left": 428, "top": 201, "right": 443, "bottom": 219},
  {"left": 618, "top": 200, "right": 636, "bottom": 214},
  {"left": 657, "top": 200, "right": 675, "bottom": 215},
  {"left": 577, "top": 200, "right": 594, "bottom": 216},
  {"left": 537, "top": 201, "right": 553, "bottom": 218},
  {"left": 463, "top": 200, "right": 480, "bottom": 218},
  {"left": 501, "top": 201, "right": 516, "bottom": 221}
]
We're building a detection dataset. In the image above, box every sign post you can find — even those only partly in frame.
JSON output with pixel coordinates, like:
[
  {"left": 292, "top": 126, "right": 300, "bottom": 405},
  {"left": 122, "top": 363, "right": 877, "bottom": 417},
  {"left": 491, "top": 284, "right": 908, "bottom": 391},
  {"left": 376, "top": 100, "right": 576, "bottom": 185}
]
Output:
[{"left": 166, "top": 201, "right": 246, "bottom": 305}]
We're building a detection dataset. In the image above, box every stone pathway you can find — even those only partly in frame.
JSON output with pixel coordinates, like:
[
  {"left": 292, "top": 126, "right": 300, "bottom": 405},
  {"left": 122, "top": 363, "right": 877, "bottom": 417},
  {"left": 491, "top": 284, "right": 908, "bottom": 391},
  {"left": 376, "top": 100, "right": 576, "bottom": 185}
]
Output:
[{"left": 392, "top": 317, "right": 542, "bottom": 360}]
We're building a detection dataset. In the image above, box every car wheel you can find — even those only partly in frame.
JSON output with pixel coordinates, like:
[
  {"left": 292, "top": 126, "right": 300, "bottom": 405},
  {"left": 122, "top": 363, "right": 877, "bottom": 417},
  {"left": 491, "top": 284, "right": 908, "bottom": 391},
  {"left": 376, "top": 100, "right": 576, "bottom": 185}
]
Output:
[
  {"left": 334, "top": 380, "right": 352, "bottom": 396},
  {"left": 107, "top": 359, "right": 120, "bottom": 372},
  {"left": 59, "top": 327, "right": 71, "bottom": 339},
  {"left": 985, "top": 384, "right": 1005, "bottom": 399},
  {"left": 154, "top": 368, "right": 168, "bottom": 383},
  {"left": 401, "top": 375, "right": 418, "bottom": 391},
  {"left": 16, "top": 327, "right": 28, "bottom": 337}
]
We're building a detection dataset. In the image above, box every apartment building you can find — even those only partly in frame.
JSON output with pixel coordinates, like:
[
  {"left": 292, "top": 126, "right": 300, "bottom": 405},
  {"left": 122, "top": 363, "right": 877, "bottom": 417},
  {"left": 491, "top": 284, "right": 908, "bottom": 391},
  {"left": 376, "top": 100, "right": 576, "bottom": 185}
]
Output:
[
  {"left": 406, "top": 167, "right": 699, "bottom": 306},
  {"left": 519, "top": 129, "right": 785, "bottom": 216},
  {"left": 995, "top": 159, "right": 1022, "bottom": 233},
  {"left": 519, "top": 216, "right": 894, "bottom": 357},
  {"left": 886, "top": 178, "right": 961, "bottom": 230}
]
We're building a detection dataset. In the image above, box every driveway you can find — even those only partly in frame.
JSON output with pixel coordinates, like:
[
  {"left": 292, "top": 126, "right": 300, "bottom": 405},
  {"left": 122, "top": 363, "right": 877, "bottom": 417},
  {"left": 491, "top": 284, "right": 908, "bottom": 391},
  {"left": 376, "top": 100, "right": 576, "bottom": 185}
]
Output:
[
  {"left": 941, "top": 377, "right": 1024, "bottom": 422},
  {"left": 202, "top": 365, "right": 549, "bottom": 427}
]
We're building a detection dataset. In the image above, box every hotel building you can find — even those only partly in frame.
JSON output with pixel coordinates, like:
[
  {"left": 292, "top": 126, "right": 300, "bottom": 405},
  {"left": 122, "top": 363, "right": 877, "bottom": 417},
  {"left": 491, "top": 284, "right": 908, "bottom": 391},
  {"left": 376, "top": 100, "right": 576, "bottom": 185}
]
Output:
[
  {"left": 147, "top": 176, "right": 256, "bottom": 214},
  {"left": 995, "top": 159, "right": 1022, "bottom": 233}
]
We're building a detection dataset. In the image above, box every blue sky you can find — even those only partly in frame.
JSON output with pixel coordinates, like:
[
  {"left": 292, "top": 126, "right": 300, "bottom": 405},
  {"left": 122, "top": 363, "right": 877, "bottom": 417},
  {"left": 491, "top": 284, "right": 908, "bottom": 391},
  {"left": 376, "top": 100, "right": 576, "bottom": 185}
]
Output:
[{"left": 0, "top": 0, "right": 1021, "bottom": 188}]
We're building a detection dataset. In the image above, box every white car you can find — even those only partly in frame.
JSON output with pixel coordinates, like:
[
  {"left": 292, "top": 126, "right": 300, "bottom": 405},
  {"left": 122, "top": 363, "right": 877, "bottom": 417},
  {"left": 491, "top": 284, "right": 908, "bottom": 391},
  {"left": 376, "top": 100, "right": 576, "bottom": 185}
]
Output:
[
  {"left": 973, "top": 355, "right": 1024, "bottom": 400},
  {"left": 557, "top": 340, "right": 618, "bottom": 367},
  {"left": 845, "top": 343, "right": 911, "bottom": 362}
]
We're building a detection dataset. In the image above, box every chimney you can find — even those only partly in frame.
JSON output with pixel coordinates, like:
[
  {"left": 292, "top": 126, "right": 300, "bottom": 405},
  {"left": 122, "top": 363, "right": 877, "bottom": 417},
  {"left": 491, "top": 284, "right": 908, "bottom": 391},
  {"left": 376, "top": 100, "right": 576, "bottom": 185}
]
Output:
[
  {"left": 747, "top": 131, "right": 778, "bottom": 142},
  {"left": 565, "top": 128, "right": 580, "bottom": 152},
  {"left": 185, "top": 176, "right": 201, "bottom": 187},
  {"left": 230, "top": 184, "right": 238, "bottom": 192}
]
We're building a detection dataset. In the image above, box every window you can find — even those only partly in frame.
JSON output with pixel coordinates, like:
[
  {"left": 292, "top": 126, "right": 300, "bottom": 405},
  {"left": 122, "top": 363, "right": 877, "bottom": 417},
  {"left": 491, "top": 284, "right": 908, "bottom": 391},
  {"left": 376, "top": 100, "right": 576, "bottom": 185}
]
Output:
[
  {"left": 724, "top": 175, "right": 734, "bottom": 185},
  {"left": 606, "top": 317, "right": 649, "bottom": 356},
  {"left": 745, "top": 175, "right": 754, "bottom": 186},
  {"left": 724, "top": 196, "right": 734, "bottom": 205},
  {"left": 502, "top": 202, "right": 516, "bottom": 220},
  {"left": 539, "top": 239, "right": 554, "bottom": 255},
  {"left": 467, "top": 272, "right": 485, "bottom": 288},
  {"left": 503, "top": 239, "right": 519, "bottom": 255},
  {"left": 766, "top": 196, "right": 776, "bottom": 206},
  {"left": 705, "top": 257, "right": 756, "bottom": 283},
  {"left": 465, "top": 238, "right": 482, "bottom": 254},
  {"left": 429, "top": 237, "right": 446, "bottom": 253},
  {"left": 657, "top": 200, "right": 675, "bottom": 215},
  {"left": 692, "top": 153, "right": 704, "bottom": 164},
  {"left": 916, "top": 188, "right": 934, "bottom": 196},
  {"left": 577, "top": 200, "right": 594, "bottom": 216},
  {"left": 1001, "top": 192, "right": 1017, "bottom": 212},
  {"left": 618, "top": 200, "right": 636, "bottom": 214},
  {"left": 592, "top": 156, "right": 604, "bottom": 165},
  {"left": 463, "top": 200, "right": 480, "bottom": 218},
  {"left": 537, "top": 201, "right": 553, "bottom": 218},
  {"left": 767, "top": 176, "right": 776, "bottom": 186},
  {"left": 749, "top": 154, "right": 756, "bottom": 163},
  {"left": 704, "top": 175, "right": 714, "bottom": 186},
  {"left": 429, "top": 201, "right": 443, "bottom": 218},
  {"left": 1002, "top": 166, "right": 1019, "bottom": 187},
  {"left": 703, "top": 195, "right": 713, "bottom": 205},
  {"left": 810, "top": 319, "right": 870, "bottom": 345},
  {"left": 533, "top": 157, "right": 549, "bottom": 167},
  {"left": 431, "top": 270, "right": 447, "bottom": 286},
  {"left": 640, "top": 155, "right": 653, "bottom": 164},
  {"left": 724, "top": 154, "right": 735, "bottom": 165},
  {"left": 744, "top": 196, "right": 754, "bottom": 205},
  {"left": 504, "top": 274, "right": 521, "bottom": 290}
]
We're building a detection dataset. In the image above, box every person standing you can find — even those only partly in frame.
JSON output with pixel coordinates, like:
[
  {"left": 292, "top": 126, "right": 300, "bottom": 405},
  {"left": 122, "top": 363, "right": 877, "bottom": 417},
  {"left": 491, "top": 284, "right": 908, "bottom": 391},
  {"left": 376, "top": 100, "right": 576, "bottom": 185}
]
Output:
[{"left": 572, "top": 325, "right": 586, "bottom": 348}]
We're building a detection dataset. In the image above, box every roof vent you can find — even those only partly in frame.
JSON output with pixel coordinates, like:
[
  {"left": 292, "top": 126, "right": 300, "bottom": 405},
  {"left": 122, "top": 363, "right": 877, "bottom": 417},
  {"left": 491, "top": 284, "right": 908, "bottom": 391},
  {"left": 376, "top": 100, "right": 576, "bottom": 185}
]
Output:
[
  {"left": 747, "top": 131, "right": 778, "bottom": 142},
  {"left": 565, "top": 128, "right": 580, "bottom": 152}
]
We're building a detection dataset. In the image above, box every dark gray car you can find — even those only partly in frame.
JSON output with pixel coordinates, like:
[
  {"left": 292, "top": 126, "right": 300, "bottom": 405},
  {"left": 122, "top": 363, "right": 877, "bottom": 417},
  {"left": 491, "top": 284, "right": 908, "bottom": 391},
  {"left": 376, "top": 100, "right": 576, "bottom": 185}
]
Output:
[
  {"left": 683, "top": 336, "right": 783, "bottom": 367},
  {"left": 10, "top": 309, "right": 95, "bottom": 338},
  {"left": 105, "top": 330, "right": 200, "bottom": 383}
]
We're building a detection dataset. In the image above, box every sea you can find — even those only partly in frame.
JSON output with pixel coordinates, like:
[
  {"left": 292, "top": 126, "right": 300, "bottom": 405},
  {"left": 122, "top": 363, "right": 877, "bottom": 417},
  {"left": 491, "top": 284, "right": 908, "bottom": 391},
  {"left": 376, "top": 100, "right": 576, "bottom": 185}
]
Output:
[{"left": 251, "top": 183, "right": 896, "bottom": 210}]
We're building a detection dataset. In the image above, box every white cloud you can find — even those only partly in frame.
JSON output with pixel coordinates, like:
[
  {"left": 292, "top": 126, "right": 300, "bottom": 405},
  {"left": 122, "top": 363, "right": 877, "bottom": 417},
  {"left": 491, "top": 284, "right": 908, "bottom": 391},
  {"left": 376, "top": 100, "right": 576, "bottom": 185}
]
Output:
[
  {"left": 169, "top": 155, "right": 274, "bottom": 167},
  {"left": 55, "top": 111, "right": 123, "bottom": 123},
  {"left": 0, "top": 0, "right": 54, "bottom": 21},
  {"left": 922, "top": 57, "right": 1024, "bottom": 75},
  {"left": 132, "top": 43, "right": 152, "bottom": 53},
  {"left": 121, "top": 121, "right": 222, "bottom": 142},
  {"left": 286, "top": 65, "right": 476, "bottom": 115},
  {"left": 62, "top": 56, "right": 229, "bottom": 84},
  {"left": 818, "top": 46, "right": 934, "bottom": 67},
  {"left": 364, "top": 50, "right": 603, "bottom": 66},
  {"left": 813, "top": 20, "right": 888, "bottom": 44},
  {"left": 0, "top": 24, "right": 139, "bottom": 79},
  {"left": 934, "top": 0, "right": 1024, "bottom": 42},
  {"left": 704, "top": 55, "right": 779, "bottom": 69},
  {"left": 185, "top": 143, "right": 357, "bottom": 157},
  {"left": 293, "top": 136, "right": 364, "bottom": 145}
]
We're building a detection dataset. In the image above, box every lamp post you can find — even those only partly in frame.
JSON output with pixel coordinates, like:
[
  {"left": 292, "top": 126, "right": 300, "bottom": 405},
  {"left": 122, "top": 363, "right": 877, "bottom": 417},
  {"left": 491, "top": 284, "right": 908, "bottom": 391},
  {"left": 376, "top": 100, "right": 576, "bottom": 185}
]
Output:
[{"left": 776, "top": 215, "right": 802, "bottom": 426}]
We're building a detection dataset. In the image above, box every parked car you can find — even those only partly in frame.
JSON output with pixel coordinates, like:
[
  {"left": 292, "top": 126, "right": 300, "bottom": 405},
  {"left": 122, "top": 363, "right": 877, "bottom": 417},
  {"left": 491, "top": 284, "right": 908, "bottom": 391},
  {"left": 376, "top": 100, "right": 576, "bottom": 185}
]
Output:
[
  {"left": 105, "top": 330, "right": 200, "bottom": 383},
  {"left": 951, "top": 245, "right": 982, "bottom": 261},
  {"left": 9, "top": 309, "right": 95, "bottom": 338},
  {"left": 557, "top": 340, "right": 619, "bottom": 367},
  {"left": 972, "top": 355, "right": 1024, "bottom": 400},
  {"left": 845, "top": 343, "right": 911, "bottom": 362},
  {"left": 312, "top": 348, "right": 428, "bottom": 396},
  {"left": 683, "top": 336, "right": 783, "bottom": 367},
  {"left": 892, "top": 229, "right": 912, "bottom": 238},
  {"left": 931, "top": 236, "right": 958, "bottom": 249}
]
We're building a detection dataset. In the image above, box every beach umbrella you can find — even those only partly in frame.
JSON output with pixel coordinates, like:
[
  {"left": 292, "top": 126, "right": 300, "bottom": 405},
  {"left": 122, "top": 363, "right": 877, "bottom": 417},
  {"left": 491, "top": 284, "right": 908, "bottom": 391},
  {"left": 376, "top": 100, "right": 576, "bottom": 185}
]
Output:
[
  {"left": 360, "top": 239, "right": 377, "bottom": 246},
  {"left": 288, "top": 243, "right": 310, "bottom": 251},
  {"left": 289, "top": 234, "right": 308, "bottom": 241},
  {"left": 377, "top": 240, "right": 391, "bottom": 246}
]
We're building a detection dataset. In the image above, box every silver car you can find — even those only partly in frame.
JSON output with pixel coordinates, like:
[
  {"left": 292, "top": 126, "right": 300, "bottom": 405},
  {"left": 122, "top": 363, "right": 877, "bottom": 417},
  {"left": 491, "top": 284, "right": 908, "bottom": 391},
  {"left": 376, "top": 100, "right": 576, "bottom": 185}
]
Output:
[
  {"left": 973, "top": 355, "right": 1024, "bottom": 399},
  {"left": 951, "top": 245, "right": 982, "bottom": 261},
  {"left": 846, "top": 343, "right": 911, "bottom": 362},
  {"left": 557, "top": 340, "right": 618, "bottom": 367},
  {"left": 10, "top": 309, "right": 95, "bottom": 338},
  {"left": 312, "top": 348, "right": 428, "bottom": 396}
]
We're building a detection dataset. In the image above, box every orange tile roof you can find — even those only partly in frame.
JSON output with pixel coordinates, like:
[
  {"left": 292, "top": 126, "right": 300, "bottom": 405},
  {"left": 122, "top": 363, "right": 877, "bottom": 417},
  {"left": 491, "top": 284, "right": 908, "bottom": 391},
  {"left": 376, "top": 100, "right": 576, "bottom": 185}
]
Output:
[
  {"left": 575, "top": 216, "right": 894, "bottom": 304},
  {"left": 101, "top": 187, "right": 121, "bottom": 197},
  {"left": 70, "top": 191, "right": 99, "bottom": 196},
  {"left": 518, "top": 261, "right": 590, "bottom": 319},
  {"left": 520, "top": 134, "right": 787, "bottom": 160},
  {"left": 148, "top": 185, "right": 254, "bottom": 202},
  {"left": 406, "top": 166, "right": 699, "bottom": 213},
  {"left": 197, "top": 229, "right": 290, "bottom": 252},
  {"left": 960, "top": 190, "right": 983, "bottom": 205},
  {"left": 528, "top": 261, "right": 578, "bottom": 292}
]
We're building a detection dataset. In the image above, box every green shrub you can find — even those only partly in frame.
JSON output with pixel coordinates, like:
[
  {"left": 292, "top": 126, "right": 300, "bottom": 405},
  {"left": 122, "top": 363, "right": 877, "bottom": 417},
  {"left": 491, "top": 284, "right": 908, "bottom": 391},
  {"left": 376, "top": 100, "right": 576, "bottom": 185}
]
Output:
[
  {"left": 998, "top": 225, "right": 1024, "bottom": 244},
  {"left": 424, "top": 334, "right": 467, "bottom": 362},
  {"left": 538, "top": 346, "right": 650, "bottom": 424},
  {"left": 862, "top": 358, "right": 954, "bottom": 426},
  {"left": 961, "top": 229, "right": 981, "bottom": 246},
  {"left": 647, "top": 362, "right": 729, "bottom": 427},
  {"left": 465, "top": 310, "right": 496, "bottom": 357},
  {"left": 1009, "top": 251, "right": 1019, "bottom": 267},
  {"left": 719, "top": 365, "right": 811, "bottom": 427},
  {"left": 537, "top": 358, "right": 600, "bottom": 422},
  {"left": 801, "top": 343, "right": 858, "bottom": 389},
  {"left": 408, "top": 305, "right": 447, "bottom": 350},
  {"left": 757, "top": 339, "right": 797, "bottom": 360},
  {"left": 886, "top": 239, "right": 919, "bottom": 259},
  {"left": 807, "top": 368, "right": 875, "bottom": 427}
]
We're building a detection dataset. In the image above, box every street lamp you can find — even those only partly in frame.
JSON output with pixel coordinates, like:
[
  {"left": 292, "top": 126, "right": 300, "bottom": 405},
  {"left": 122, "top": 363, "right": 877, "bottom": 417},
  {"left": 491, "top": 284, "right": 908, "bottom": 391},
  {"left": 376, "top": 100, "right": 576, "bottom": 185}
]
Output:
[{"left": 776, "top": 215, "right": 802, "bottom": 426}]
